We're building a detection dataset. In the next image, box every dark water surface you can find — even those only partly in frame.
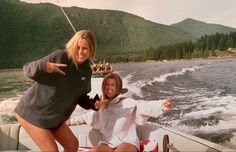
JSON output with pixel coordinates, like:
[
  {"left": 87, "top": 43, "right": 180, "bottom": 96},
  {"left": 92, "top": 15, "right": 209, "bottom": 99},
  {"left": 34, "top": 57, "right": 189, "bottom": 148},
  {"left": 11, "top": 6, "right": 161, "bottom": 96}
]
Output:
[
  {"left": 112, "top": 58, "right": 236, "bottom": 149},
  {"left": 0, "top": 58, "right": 235, "bottom": 149}
]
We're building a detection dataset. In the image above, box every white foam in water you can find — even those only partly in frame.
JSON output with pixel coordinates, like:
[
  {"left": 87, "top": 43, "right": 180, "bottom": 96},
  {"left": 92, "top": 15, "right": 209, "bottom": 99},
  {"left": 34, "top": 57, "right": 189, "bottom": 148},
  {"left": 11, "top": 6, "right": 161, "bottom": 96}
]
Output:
[
  {"left": 119, "top": 66, "right": 203, "bottom": 98},
  {"left": 180, "top": 94, "right": 236, "bottom": 120},
  {"left": 182, "top": 107, "right": 226, "bottom": 119},
  {"left": 149, "top": 66, "right": 202, "bottom": 84},
  {"left": 169, "top": 94, "right": 236, "bottom": 149},
  {"left": 171, "top": 119, "right": 236, "bottom": 149},
  {"left": 122, "top": 73, "right": 145, "bottom": 97},
  {"left": 0, "top": 95, "right": 21, "bottom": 124}
]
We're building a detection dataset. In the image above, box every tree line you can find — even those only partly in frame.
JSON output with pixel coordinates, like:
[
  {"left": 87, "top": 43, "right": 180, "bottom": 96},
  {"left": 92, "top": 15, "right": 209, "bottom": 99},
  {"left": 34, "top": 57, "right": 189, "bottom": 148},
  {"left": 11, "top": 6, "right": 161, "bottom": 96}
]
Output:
[
  {"left": 1, "top": 0, "right": 236, "bottom": 68},
  {"left": 145, "top": 32, "right": 236, "bottom": 61}
]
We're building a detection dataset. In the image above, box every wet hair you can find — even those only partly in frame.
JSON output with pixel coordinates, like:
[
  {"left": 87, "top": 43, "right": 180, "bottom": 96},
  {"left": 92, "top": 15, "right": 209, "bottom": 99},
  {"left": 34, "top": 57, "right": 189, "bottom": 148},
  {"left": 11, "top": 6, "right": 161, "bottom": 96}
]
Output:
[
  {"left": 102, "top": 73, "right": 123, "bottom": 108},
  {"left": 66, "top": 30, "right": 96, "bottom": 66}
]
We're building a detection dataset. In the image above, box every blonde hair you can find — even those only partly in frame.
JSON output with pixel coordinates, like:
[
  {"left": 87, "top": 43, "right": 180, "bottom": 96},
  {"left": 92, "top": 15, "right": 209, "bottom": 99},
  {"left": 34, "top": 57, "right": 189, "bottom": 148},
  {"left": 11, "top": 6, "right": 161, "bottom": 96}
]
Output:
[
  {"left": 66, "top": 30, "right": 96, "bottom": 66},
  {"left": 102, "top": 73, "right": 123, "bottom": 108}
]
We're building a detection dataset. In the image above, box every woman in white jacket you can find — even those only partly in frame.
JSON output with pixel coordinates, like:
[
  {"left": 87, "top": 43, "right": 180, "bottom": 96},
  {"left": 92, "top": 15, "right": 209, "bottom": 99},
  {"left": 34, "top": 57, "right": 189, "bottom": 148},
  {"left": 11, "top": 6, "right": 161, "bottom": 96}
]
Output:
[{"left": 67, "top": 73, "right": 172, "bottom": 152}]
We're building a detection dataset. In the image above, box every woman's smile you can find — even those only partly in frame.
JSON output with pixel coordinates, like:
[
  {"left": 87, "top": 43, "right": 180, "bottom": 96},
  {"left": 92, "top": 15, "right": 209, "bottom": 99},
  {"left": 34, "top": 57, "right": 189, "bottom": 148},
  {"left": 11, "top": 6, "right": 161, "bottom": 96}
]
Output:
[
  {"left": 76, "top": 39, "right": 91, "bottom": 64},
  {"left": 105, "top": 78, "right": 117, "bottom": 98}
]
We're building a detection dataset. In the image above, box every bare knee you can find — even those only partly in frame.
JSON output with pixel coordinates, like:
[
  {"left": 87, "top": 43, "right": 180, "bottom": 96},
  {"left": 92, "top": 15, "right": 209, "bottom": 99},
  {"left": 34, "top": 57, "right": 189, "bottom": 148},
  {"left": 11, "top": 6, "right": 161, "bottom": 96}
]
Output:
[
  {"left": 40, "top": 143, "right": 58, "bottom": 152},
  {"left": 115, "top": 143, "right": 138, "bottom": 152},
  {"left": 90, "top": 144, "right": 114, "bottom": 152},
  {"left": 63, "top": 137, "right": 79, "bottom": 152},
  {"left": 52, "top": 124, "right": 79, "bottom": 152}
]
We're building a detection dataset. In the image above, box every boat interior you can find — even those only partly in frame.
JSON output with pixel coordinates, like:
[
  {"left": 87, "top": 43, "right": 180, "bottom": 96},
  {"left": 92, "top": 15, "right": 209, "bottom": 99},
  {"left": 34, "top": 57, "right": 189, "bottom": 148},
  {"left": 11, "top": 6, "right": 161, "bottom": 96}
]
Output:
[{"left": 0, "top": 122, "right": 234, "bottom": 151}]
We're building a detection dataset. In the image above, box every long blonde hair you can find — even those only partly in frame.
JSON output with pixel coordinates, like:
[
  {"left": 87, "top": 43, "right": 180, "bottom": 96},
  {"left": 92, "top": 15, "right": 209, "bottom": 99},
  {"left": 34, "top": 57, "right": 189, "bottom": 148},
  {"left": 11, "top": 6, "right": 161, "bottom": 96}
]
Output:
[
  {"left": 66, "top": 30, "right": 96, "bottom": 66},
  {"left": 102, "top": 73, "right": 123, "bottom": 108}
]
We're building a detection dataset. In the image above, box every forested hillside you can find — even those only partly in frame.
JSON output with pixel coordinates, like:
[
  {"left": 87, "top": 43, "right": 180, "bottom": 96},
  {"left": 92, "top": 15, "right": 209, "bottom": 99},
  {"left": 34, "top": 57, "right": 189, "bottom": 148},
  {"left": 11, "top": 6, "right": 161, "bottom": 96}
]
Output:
[
  {"left": 0, "top": 0, "right": 192, "bottom": 68},
  {"left": 1, "top": 0, "right": 236, "bottom": 69}
]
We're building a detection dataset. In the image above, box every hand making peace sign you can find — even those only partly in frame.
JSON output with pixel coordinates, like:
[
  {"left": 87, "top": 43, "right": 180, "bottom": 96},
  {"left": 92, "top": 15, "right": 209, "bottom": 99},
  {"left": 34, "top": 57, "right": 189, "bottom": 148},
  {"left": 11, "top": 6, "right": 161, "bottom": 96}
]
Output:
[{"left": 45, "top": 61, "right": 67, "bottom": 75}]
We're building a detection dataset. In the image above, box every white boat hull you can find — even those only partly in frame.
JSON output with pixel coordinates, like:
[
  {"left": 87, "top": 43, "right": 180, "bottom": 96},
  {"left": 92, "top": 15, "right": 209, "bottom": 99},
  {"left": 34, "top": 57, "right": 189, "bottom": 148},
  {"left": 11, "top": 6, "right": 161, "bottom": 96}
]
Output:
[{"left": 0, "top": 122, "right": 234, "bottom": 151}]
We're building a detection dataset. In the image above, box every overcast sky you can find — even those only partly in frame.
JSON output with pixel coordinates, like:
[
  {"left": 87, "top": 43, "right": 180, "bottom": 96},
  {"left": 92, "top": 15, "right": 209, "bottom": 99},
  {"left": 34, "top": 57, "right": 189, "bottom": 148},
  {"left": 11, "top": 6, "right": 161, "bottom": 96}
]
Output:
[{"left": 20, "top": 0, "right": 236, "bottom": 28}]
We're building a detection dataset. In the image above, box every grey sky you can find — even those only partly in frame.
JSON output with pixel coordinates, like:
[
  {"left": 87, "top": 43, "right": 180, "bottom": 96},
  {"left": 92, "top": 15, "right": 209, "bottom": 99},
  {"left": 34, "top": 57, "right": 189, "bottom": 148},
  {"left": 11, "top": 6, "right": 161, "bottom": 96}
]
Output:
[{"left": 20, "top": 0, "right": 236, "bottom": 28}]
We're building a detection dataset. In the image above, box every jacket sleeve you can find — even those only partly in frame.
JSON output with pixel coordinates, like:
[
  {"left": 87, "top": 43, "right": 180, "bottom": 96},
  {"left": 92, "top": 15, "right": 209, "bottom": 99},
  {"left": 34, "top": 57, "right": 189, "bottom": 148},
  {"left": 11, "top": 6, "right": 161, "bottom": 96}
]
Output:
[
  {"left": 69, "top": 110, "right": 101, "bottom": 129},
  {"left": 76, "top": 94, "right": 99, "bottom": 111},
  {"left": 23, "top": 59, "right": 50, "bottom": 84},
  {"left": 23, "top": 51, "right": 61, "bottom": 85},
  {"left": 69, "top": 110, "right": 94, "bottom": 125},
  {"left": 135, "top": 99, "right": 167, "bottom": 125}
]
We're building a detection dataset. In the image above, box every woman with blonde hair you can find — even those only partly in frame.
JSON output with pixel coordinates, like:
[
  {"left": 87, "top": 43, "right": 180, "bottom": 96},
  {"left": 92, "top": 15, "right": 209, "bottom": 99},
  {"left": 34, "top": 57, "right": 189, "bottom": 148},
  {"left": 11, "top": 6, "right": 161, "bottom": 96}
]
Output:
[
  {"left": 67, "top": 73, "right": 173, "bottom": 152},
  {"left": 15, "top": 30, "right": 99, "bottom": 151}
]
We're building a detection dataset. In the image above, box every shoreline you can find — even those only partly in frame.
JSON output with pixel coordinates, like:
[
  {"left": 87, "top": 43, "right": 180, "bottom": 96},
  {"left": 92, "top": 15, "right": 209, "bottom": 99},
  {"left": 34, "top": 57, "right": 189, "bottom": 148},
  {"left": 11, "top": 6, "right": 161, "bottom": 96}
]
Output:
[{"left": 0, "top": 56, "right": 236, "bottom": 71}]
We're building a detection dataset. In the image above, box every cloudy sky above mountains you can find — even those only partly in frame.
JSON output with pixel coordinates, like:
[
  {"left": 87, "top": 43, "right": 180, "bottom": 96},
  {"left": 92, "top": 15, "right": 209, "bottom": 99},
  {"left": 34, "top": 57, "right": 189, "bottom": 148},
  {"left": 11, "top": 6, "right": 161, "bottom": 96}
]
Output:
[{"left": 21, "top": 0, "right": 236, "bottom": 28}]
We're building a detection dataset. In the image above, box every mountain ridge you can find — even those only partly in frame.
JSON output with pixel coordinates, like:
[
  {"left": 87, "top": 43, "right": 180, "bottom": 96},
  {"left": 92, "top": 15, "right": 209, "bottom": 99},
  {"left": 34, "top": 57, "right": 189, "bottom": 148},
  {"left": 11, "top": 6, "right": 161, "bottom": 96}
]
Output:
[
  {"left": 0, "top": 0, "right": 236, "bottom": 68},
  {"left": 171, "top": 18, "right": 236, "bottom": 38}
]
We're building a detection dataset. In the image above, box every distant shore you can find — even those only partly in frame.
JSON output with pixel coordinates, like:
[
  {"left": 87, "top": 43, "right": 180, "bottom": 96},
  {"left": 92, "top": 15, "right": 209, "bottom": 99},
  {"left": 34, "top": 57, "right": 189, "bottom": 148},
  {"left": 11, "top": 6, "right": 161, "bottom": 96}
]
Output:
[{"left": 0, "top": 54, "right": 236, "bottom": 71}]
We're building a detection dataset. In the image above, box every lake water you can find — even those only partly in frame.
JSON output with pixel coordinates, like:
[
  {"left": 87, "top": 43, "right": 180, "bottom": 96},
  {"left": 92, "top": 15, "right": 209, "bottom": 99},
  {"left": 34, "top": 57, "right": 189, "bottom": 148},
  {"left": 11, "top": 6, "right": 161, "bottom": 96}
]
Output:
[{"left": 0, "top": 58, "right": 236, "bottom": 149}]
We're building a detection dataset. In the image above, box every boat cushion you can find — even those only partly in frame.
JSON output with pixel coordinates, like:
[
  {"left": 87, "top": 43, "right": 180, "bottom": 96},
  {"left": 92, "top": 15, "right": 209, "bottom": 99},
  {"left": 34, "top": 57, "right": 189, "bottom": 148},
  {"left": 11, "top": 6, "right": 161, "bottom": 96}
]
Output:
[{"left": 140, "top": 139, "right": 159, "bottom": 152}]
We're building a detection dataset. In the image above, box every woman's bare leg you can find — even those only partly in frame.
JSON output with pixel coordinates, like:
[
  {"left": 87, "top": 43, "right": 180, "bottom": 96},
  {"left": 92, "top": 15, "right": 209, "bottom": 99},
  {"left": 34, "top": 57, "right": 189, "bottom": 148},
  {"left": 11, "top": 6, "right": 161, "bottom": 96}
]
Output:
[
  {"left": 115, "top": 143, "right": 138, "bottom": 152},
  {"left": 90, "top": 144, "right": 114, "bottom": 152},
  {"left": 15, "top": 114, "right": 58, "bottom": 151},
  {"left": 52, "top": 123, "right": 79, "bottom": 152}
]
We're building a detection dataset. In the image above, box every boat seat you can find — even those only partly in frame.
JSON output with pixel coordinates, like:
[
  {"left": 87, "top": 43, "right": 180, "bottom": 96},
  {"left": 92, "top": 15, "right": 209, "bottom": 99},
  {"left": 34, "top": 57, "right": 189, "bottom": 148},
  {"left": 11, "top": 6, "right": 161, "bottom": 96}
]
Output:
[
  {"left": 0, "top": 124, "right": 21, "bottom": 150},
  {"left": 137, "top": 123, "right": 161, "bottom": 140}
]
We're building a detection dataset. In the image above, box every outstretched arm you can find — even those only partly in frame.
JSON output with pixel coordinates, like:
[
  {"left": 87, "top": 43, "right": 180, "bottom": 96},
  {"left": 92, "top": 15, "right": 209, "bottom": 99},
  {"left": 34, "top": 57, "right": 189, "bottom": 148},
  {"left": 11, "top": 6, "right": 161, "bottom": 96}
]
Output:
[
  {"left": 137, "top": 99, "right": 172, "bottom": 117},
  {"left": 66, "top": 110, "right": 101, "bottom": 130},
  {"left": 135, "top": 99, "right": 173, "bottom": 124},
  {"left": 66, "top": 110, "right": 95, "bottom": 126}
]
